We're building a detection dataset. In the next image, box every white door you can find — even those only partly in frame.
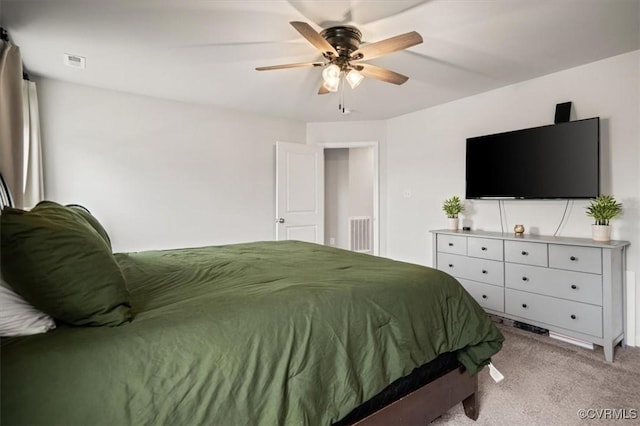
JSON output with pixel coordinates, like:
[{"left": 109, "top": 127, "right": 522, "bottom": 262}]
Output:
[{"left": 275, "top": 141, "right": 324, "bottom": 243}]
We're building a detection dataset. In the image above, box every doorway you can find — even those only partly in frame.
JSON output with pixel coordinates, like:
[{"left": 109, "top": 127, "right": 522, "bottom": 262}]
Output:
[{"left": 320, "top": 142, "right": 379, "bottom": 256}]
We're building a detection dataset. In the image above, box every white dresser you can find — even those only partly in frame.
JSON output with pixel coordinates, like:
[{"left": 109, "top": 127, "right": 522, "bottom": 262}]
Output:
[{"left": 431, "top": 229, "right": 630, "bottom": 362}]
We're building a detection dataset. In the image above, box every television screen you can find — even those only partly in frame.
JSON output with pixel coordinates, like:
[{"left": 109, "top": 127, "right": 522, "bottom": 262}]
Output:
[{"left": 465, "top": 117, "right": 600, "bottom": 199}]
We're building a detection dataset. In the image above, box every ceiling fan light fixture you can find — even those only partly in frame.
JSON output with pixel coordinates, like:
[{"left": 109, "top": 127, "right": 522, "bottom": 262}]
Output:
[
  {"left": 345, "top": 69, "right": 364, "bottom": 89},
  {"left": 323, "top": 78, "right": 340, "bottom": 92},
  {"left": 322, "top": 63, "right": 340, "bottom": 83}
]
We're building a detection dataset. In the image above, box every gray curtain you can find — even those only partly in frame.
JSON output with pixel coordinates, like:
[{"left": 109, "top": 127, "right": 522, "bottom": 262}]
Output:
[{"left": 0, "top": 40, "right": 25, "bottom": 208}]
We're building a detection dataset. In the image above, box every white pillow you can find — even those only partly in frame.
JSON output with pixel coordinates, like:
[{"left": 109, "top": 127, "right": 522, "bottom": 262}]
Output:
[{"left": 0, "top": 277, "right": 56, "bottom": 336}]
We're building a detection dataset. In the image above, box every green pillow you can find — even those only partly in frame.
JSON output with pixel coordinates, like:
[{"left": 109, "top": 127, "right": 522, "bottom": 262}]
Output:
[
  {"left": 1, "top": 202, "right": 131, "bottom": 326},
  {"left": 66, "top": 204, "right": 112, "bottom": 249}
]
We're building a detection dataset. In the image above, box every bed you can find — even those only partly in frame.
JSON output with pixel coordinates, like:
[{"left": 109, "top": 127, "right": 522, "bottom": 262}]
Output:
[{"left": 1, "top": 202, "right": 503, "bottom": 425}]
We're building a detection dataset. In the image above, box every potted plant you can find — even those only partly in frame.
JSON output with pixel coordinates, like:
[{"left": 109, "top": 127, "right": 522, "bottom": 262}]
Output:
[
  {"left": 586, "top": 195, "right": 623, "bottom": 241},
  {"left": 443, "top": 196, "right": 465, "bottom": 230}
]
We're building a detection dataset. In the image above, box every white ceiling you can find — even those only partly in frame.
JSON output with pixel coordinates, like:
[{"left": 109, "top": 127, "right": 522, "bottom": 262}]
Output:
[{"left": 2, "top": 0, "right": 639, "bottom": 122}]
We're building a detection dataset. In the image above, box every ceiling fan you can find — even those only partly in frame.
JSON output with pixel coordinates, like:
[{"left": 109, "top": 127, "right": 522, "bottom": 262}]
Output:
[{"left": 256, "top": 22, "right": 423, "bottom": 95}]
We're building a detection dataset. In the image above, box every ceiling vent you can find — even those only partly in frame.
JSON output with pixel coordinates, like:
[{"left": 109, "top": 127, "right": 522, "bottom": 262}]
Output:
[{"left": 63, "top": 53, "right": 86, "bottom": 69}]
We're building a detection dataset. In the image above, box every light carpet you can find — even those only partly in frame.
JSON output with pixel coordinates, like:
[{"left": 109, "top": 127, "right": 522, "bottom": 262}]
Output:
[{"left": 432, "top": 322, "right": 640, "bottom": 425}]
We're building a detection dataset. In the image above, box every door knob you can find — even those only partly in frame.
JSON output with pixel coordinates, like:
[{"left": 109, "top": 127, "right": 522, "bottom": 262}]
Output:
[{"left": 277, "top": 218, "right": 285, "bottom": 223}]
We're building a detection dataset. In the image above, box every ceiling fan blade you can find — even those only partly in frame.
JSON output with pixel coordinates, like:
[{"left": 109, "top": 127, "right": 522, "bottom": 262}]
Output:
[
  {"left": 351, "top": 31, "right": 423, "bottom": 61},
  {"left": 357, "top": 63, "right": 409, "bottom": 85},
  {"left": 256, "top": 61, "right": 324, "bottom": 71},
  {"left": 290, "top": 21, "right": 338, "bottom": 57}
]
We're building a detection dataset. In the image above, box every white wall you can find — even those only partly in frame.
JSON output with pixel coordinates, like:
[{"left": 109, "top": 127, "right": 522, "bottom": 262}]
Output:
[
  {"left": 37, "top": 78, "right": 306, "bottom": 252},
  {"left": 385, "top": 51, "right": 639, "bottom": 342}
]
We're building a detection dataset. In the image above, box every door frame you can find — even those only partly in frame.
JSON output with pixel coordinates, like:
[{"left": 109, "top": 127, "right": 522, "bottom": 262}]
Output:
[{"left": 317, "top": 141, "right": 379, "bottom": 256}]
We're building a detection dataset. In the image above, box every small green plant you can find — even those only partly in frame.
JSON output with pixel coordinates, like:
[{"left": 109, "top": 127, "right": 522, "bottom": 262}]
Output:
[
  {"left": 586, "top": 195, "right": 623, "bottom": 226},
  {"left": 443, "top": 196, "right": 465, "bottom": 218}
]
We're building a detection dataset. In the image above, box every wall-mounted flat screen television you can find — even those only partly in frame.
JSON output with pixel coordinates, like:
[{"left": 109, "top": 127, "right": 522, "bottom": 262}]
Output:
[{"left": 466, "top": 117, "right": 600, "bottom": 199}]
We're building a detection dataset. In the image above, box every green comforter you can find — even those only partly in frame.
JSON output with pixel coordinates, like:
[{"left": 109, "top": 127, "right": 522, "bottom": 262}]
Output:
[{"left": 1, "top": 241, "right": 503, "bottom": 425}]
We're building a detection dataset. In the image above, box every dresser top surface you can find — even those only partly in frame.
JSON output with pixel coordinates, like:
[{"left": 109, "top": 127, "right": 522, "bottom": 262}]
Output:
[{"left": 430, "top": 229, "right": 630, "bottom": 249}]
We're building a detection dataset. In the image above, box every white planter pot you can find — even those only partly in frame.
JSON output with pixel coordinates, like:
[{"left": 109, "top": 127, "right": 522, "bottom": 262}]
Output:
[
  {"left": 448, "top": 218, "right": 459, "bottom": 231},
  {"left": 592, "top": 224, "right": 611, "bottom": 242}
]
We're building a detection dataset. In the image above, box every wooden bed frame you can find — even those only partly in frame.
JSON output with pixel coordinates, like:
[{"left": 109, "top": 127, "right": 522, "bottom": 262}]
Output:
[{"left": 354, "top": 366, "right": 479, "bottom": 425}]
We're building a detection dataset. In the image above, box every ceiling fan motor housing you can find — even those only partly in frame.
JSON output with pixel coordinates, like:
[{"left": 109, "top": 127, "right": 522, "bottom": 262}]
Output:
[{"left": 320, "top": 26, "right": 362, "bottom": 58}]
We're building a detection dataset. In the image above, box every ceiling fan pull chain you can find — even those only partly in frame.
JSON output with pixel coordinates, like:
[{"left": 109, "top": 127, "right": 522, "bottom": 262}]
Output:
[{"left": 339, "top": 76, "right": 345, "bottom": 113}]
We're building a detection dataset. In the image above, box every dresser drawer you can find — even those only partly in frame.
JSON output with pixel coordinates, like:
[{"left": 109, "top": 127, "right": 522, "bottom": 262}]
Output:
[
  {"left": 468, "top": 237, "right": 503, "bottom": 261},
  {"left": 549, "top": 245, "right": 602, "bottom": 274},
  {"left": 438, "top": 253, "right": 504, "bottom": 286},
  {"left": 505, "top": 241, "right": 548, "bottom": 266},
  {"left": 458, "top": 279, "right": 504, "bottom": 312},
  {"left": 505, "top": 263, "right": 602, "bottom": 305},
  {"left": 505, "top": 289, "right": 602, "bottom": 337},
  {"left": 437, "top": 234, "right": 467, "bottom": 255}
]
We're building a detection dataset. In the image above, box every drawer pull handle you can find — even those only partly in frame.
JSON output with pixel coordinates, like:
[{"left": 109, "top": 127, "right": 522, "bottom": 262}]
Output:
[
  {"left": 521, "top": 251, "right": 528, "bottom": 256},
  {"left": 448, "top": 243, "right": 454, "bottom": 247},
  {"left": 571, "top": 284, "right": 578, "bottom": 290},
  {"left": 522, "top": 276, "right": 529, "bottom": 282},
  {"left": 570, "top": 256, "right": 577, "bottom": 261},
  {"left": 481, "top": 247, "right": 487, "bottom": 251},
  {"left": 571, "top": 314, "right": 577, "bottom": 320},
  {"left": 448, "top": 264, "right": 454, "bottom": 268},
  {"left": 482, "top": 294, "right": 487, "bottom": 299},
  {"left": 522, "top": 303, "right": 528, "bottom": 308},
  {"left": 482, "top": 269, "right": 488, "bottom": 274}
]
